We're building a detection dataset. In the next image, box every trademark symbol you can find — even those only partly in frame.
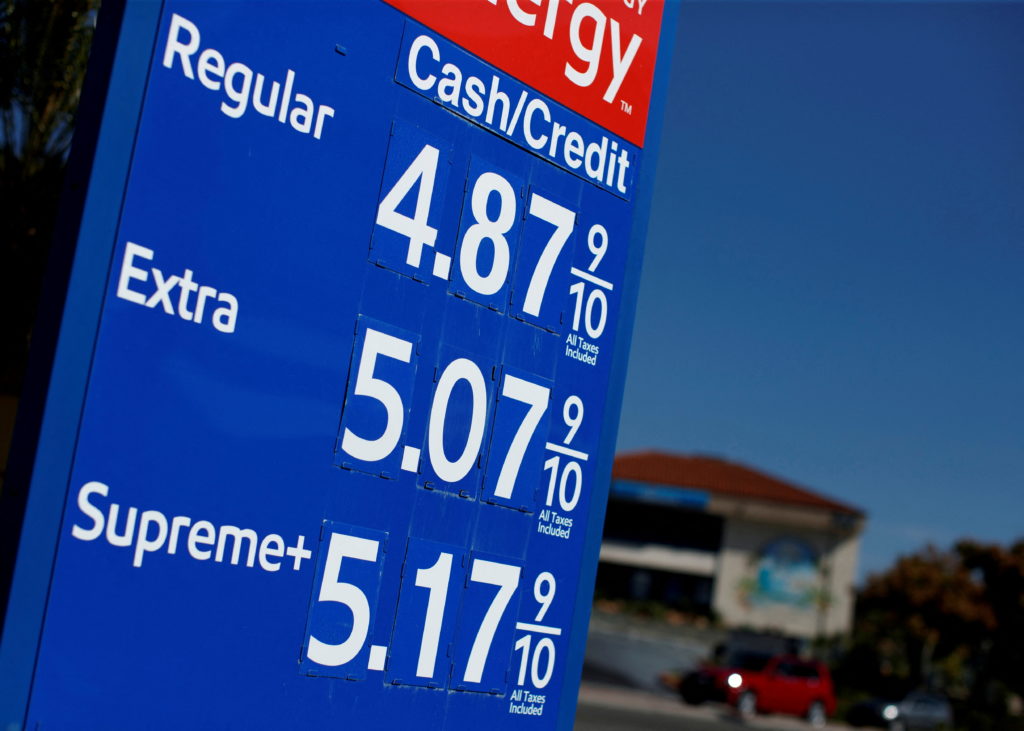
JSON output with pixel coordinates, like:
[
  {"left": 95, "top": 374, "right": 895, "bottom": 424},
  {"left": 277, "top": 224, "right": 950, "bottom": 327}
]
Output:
[{"left": 620, "top": 100, "right": 632, "bottom": 115}]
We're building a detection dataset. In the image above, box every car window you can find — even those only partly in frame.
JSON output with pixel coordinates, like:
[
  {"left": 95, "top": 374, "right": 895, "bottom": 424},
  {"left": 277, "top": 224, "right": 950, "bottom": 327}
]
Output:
[
  {"left": 790, "top": 663, "right": 821, "bottom": 679},
  {"left": 726, "top": 651, "right": 773, "bottom": 671},
  {"left": 775, "top": 661, "right": 820, "bottom": 679}
]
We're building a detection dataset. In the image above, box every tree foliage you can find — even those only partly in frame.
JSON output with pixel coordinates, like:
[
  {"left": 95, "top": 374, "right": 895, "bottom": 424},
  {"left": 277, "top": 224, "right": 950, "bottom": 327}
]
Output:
[
  {"left": 957, "top": 541, "right": 1024, "bottom": 702},
  {"left": 0, "top": 0, "right": 100, "bottom": 394},
  {"left": 838, "top": 540, "right": 1024, "bottom": 724}
]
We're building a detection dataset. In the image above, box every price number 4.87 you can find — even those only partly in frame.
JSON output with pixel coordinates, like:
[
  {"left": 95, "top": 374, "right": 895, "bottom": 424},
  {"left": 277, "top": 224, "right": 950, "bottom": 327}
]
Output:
[{"left": 374, "top": 133, "right": 577, "bottom": 329}]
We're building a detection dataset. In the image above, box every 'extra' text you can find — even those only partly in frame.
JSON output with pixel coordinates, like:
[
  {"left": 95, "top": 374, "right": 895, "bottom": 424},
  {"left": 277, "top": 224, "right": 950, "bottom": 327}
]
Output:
[{"left": 116, "top": 242, "right": 239, "bottom": 333}]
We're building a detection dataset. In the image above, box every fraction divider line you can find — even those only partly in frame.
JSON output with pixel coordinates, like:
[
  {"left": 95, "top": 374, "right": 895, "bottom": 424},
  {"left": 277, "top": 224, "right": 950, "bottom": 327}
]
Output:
[
  {"left": 569, "top": 267, "right": 614, "bottom": 290},
  {"left": 515, "top": 622, "right": 562, "bottom": 636},
  {"left": 544, "top": 442, "right": 589, "bottom": 461}
]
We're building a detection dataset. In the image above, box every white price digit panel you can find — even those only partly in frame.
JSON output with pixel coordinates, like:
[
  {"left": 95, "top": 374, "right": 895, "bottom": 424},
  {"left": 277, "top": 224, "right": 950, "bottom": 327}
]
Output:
[
  {"left": 385, "top": 538, "right": 466, "bottom": 688},
  {"left": 369, "top": 121, "right": 455, "bottom": 283},
  {"left": 450, "top": 553, "right": 523, "bottom": 693},
  {"left": 448, "top": 157, "right": 525, "bottom": 312},
  {"left": 481, "top": 367, "right": 553, "bottom": 511},
  {"left": 301, "top": 522, "right": 388, "bottom": 680},
  {"left": 568, "top": 224, "right": 614, "bottom": 339},
  {"left": 513, "top": 572, "right": 563, "bottom": 690},
  {"left": 509, "top": 178, "right": 580, "bottom": 332},
  {"left": 416, "top": 345, "right": 496, "bottom": 496},
  {"left": 542, "top": 394, "right": 589, "bottom": 512},
  {"left": 335, "top": 318, "right": 421, "bottom": 478}
]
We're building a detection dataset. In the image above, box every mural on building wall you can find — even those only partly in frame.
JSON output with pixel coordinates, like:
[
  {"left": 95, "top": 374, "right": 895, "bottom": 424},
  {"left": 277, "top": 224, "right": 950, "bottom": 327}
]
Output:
[{"left": 737, "top": 537, "right": 829, "bottom": 610}]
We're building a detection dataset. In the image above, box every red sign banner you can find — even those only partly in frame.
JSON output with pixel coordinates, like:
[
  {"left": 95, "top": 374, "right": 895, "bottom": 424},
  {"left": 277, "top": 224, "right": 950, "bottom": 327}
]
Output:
[{"left": 384, "top": 0, "right": 665, "bottom": 147}]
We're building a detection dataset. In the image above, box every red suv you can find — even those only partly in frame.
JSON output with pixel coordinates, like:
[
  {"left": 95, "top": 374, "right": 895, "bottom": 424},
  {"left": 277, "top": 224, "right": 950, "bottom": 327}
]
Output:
[{"left": 681, "top": 653, "right": 835, "bottom": 727}]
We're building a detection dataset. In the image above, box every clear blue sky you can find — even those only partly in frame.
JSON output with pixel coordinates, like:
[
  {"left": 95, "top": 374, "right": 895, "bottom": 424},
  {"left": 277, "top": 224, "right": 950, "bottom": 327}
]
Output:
[{"left": 617, "top": 0, "right": 1024, "bottom": 581}]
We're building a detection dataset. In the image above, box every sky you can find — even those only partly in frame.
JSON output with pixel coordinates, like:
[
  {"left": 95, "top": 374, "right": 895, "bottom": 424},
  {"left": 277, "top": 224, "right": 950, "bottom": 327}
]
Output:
[{"left": 616, "top": 0, "right": 1024, "bottom": 580}]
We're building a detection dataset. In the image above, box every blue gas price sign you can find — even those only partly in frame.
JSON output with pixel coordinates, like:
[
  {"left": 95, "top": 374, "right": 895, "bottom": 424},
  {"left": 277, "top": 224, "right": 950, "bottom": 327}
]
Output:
[{"left": 0, "top": 1, "right": 676, "bottom": 729}]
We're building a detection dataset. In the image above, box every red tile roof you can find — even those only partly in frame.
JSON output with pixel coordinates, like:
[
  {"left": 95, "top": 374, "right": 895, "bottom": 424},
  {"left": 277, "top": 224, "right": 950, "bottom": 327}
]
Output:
[{"left": 613, "top": 451, "right": 863, "bottom": 516}]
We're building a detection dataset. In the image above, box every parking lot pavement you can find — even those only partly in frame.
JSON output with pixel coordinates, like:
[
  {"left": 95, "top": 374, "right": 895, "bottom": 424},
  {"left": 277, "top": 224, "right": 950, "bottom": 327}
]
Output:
[
  {"left": 576, "top": 682, "right": 853, "bottom": 731},
  {"left": 583, "top": 616, "right": 712, "bottom": 694}
]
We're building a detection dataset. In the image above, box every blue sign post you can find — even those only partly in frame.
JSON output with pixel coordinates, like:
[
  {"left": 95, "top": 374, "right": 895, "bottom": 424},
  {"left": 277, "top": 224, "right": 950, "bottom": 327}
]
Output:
[{"left": 0, "top": 1, "right": 678, "bottom": 728}]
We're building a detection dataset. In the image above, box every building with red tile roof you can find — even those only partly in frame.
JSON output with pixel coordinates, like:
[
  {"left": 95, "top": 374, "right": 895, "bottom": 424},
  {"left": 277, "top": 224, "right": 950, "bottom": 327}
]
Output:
[{"left": 597, "top": 451, "right": 865, "bottom": 638}]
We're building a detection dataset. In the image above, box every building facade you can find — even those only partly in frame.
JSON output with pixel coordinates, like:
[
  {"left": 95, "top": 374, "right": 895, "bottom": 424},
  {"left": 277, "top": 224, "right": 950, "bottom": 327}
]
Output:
[{"left": 596, "top": 451, "right": 865, "bottom": 638}]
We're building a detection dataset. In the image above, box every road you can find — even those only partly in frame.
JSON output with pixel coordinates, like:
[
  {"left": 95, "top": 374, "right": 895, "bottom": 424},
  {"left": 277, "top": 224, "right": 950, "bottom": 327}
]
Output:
[
  {"left": 575, "top": 682, "right": 738, "bottom": 730},
  {"left": 576, "top": 701, "right": 731, "bottom": 731},
  {"left": 582, "top": 620, "right": 707, "bottom": 693},
  {"left": 574, "top": 682, "right": 845, "bottom": 731},
  {"left": 581, "top": 613, "right": 713, "bottom": 693},
  {"left": 573, "top": 615, "right": 848, "bottom": 731}
]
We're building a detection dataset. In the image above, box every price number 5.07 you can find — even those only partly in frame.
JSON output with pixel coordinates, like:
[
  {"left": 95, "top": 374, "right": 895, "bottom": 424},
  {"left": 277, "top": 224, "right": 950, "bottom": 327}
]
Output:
[{"left": 337, "top": 319, "right": 586, "bottom": 509}]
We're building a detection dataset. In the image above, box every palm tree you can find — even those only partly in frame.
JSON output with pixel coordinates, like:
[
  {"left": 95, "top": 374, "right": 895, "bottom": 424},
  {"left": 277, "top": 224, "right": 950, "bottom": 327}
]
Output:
[{"left": 1, "top": 0, "right": 99, "bottom": 395}]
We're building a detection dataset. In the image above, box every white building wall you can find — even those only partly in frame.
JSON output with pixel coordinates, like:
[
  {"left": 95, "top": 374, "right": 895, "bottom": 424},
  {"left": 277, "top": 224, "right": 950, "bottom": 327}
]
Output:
[
  {"left": 711, "top": 516, "right": 858, "bottom": 638},
  {"left": 823, "top": 531, "right": 860, "bottom": 635}
]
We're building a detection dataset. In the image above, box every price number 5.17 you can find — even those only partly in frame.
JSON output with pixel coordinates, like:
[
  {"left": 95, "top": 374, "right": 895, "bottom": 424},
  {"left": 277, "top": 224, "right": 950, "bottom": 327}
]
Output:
[{"left": 302, "top": 524, "right": 563, "bottom": 692}]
